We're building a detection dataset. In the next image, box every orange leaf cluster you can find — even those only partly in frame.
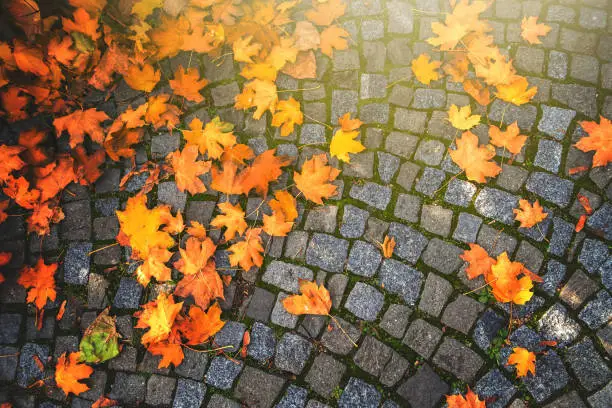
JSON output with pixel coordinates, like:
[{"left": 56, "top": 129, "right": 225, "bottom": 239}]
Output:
[{"left": 461, "top": 244, "right": 541, "bottom": 305}]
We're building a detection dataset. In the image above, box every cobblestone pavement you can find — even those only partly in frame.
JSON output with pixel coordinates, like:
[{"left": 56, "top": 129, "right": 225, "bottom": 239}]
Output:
[{"left": 1, "top": 0, "right": 612, "bottom": 407}]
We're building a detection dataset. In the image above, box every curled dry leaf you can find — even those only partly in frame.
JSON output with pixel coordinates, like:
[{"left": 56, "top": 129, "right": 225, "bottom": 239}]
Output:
[{"left": 380, "top": 236, "right": 396, "bottom": 258}]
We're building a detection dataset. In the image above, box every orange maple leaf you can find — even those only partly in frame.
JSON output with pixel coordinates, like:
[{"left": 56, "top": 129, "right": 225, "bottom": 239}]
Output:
[
  {"left": 263, "top": 190, "right": 298, "bottom": 237},
  {"left": 305, "top": 0, "right": 346, "bottom": 26},
  {"left": 147, "top": 336, "right": 184, "bottom": 369},
  {"left": 144, "top": 94, "right": 181, "bottom": 131},
  {"left": 380, "top": 236, "right": 396, "bottom": 258},
  {"left": 210, "top": 201, "right": 248, "bottom": 241},
  {"left": 507, "top": 347, "right": 536, "bottom": 377},
  {"left": 3, "top": 176, "right": 40, "bottom": 209},
  {"left": 124, "top": 63, "right": 160, "bottom": 92},
  {"left": 221, "top": 144, "right": 255, "bottom": 166},
  {"left": 35, "top": 157, "right": 76, "bottom": 202},
  {"left": 73, "top": 146, "right": 106, "bottom": 185},
  {"left": 0, "top": 145, "right": 26, "bottom": 182},
  {"left": 234, "top": 79, "right": 278, "bottom": 120},
  {"left": 12, "top": 40, "right": 49, "bottom": 78},
  {"left": 521, "top": 16, "right": 551, "bottom": 45},
  {"left": 475, "top": 54, "right": 516, "bottom": 87},
  {"left": 446, "top": 387, "right": 486, "bottom": 408},
  {"left": 514, "top": 199, "right": 548, "bottom": 229},
  {"left": 282, "top": 279, "right": 332, "bottom": 316},
  {"left": 463, "top": 79, "right": 491, "bottom": 106},
  {"left": 169, "top": 65, "right": 209, "bottom": 103},
  {"left": 27, "top": 201, "right": 64, "bottom": 236},
  {"left": 178, "top": 303, "right": 225, "bottom": 345},
  {"left": 89, "top": 43, "right": 130, "bottom": 90},
  {"left": 461, "top": 243, "right": 496, "bottom": 280},
  {"left": 183, "top": 117, "right": 236, "bottom": 160},
  {"left": 228, "top": 227, "right": 264, "bottom": 271},
  {"left": 271, "top": 97, "right": 303, "bottom": 137},
  {"left": 47, "top": 36, "right": 77, "bottom": 66},
  {"left": 167, "top": 145, "right": 212, "bottom": 195},
  {"left": 53, "top": 108, "right": 110, "bottom": 148},
  {"left": 487, "top": 252, "right": 534, "bottom": 305},
  {"left": 338, "top": 112, "right": 363, "bottom": 132},
  {"left": 134, "top": 293, "right": 183, "bottom": 345},
  {"left": 294, "top": 154, "right": 340, "bottom": 204},
  {"left": 174, "top": 260, "right": 224, "bottom": 309},
  {"left": 17, "top": 258, "right": 57, "bottom": 311},
  {"left": 319, "top": 25, "right": 349, "bottom": 57},
  {"left": 210, "top": 161, "right": 244, "bottom": 195},
  {"left": 575, "top": 116, "right": 612, "bottom": 167},
  {"left": 19, "top": 128, "right": 47, "bottom": 165},
  {"left": 62, "top": 7, "right": 100, "bottom": 41},
  {"left": 443, "top": 53, "right": 469, "bottom": 83},
  {"left": 91, "top": 396, "right": 119, "bottom": 408},
  {"left": 55, "top": 352, "right": 93, "bottom": 396},
  {"left": 239, "top": 149, "right": 292, "bottom": 197},
  {"left": 174, "top": 236, "right": 217, "bottom": 276},
  {"left": 449, "top": 131, "right": 501, "bottom": 183},
  {"left": 262, "top": 212, "right": 294, "bottom": 237},
  {"left": 104, "top": 126, "right": 144, "bottom": 162},
  {"left": 489, "top": 122, "right": 527, "bottom": 155},
  {"left": 186, "top": 221, "right": 208, "bottom": 240}
]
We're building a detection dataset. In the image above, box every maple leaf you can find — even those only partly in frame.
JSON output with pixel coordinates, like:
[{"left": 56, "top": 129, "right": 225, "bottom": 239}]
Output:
[
  {"left": 0, "top": 201, "right": 9, "bottom": 225},
  {"left": 134, "top": 293, "right": 183, "bottom": 345},
  {"left": 104, "top": 127, "right": 144, "bottom": 162},
  {"left": 232, "top": 35, "right": 262, "bottom": 63},
  {"left": 210, "top": 202, "right": 248, "bottom": 241},
  {"left": 91, "top": 396, "right": 118, "bottom": 408},
  {"left": 147, "top": 339, "right": 184, "bottom": 368},
  {"left": 17, "top": 258, "right": 57, "bottom": 311},
  {"left": 306, "top": 0, "right": 346, "bottom": 26},
  {"left": 449, "top": 131, "right": 501, "bottom": 183},
  {"left": 174, "top": 262, "right": 224, "bottom": 309},
  {"left": 221, "top": 144, "right": 255, "bottom": 166},
  {"left": 47, "top": 36, "right": 77, "bottom": 66},
  {"left": 228, "top": 228, "right": 265, "bottom": 271},
  {"left": 0, "top": 145, "right": 26, "bottom": 182},
  {"left": 167, "top": 145, "right": 212, "bottom": 195},
  {"left": 320, "top": 25, "right": 349, "bottom": 57},
  {"left": 448, "top": 104, "right": 481, "bottom": 130},
  {"left": 55, "top": 352, "right": 93, "bottom": 396},
  {"left": 427, "top": 18, "right": 469, "bottom": 51},
  {"left": 487, "top": 252, "right": 534, "bottom": 305},
  {"left": 283, "top": 279, "right": 332, "bottom": 316},
  {"left": 1, "top": 87, "right": 29, "bottom": 122},
  {"left": 69, "top": 0, "right": 107, "bottom": 16},
  {"left": 73, "top": 146, "right": 106, "bottom": 185},
  {"left": 210, "top": 161, "right": 243, "bottom": 195},
  {"left": 446, "top": 387, "right": 486, "bottom": 408},
  {"left": 235, "top": 79, "right": 278, "bottom": 120},
  {"left": 475, "top": 55, "right": 516, "bottom": 86},
  {"left": 89, "top": 43, "right": 130, "bottom": 90},
  {"left": 514, "top": 199, "right": 548, "bottom": 229},
  {"left": 460, "top": 243, "right": 495, "bottom": 280},
  {"left": 411, "top": 53, "right": 441, "bottom": 85},
  {"left": 116, "top": 195, "right": 176, "bottom": 261},
  {"left": 169, "top": 65, "right": 209, "bottom": 103},
  {"left": 263, "top": 212, "right": 294, "bottom": 237},
  {"left": 575, "top": 116, "right": 612, "bottom": 167},
  {"left": 27, "top": 202, "right": 64, "bottom": 236},
  {"left": 145, "top": 94, "right": 181, "bottom": 130},
  {"left": 495, "top": 76, "right": 537, "bottom": 106},
  {"left": 183, "top": 117, "right": 236, "bottom": 160},
  {"left": 62, "top": 7, "right": 100, "bottom": 41},
  {"left": 294, "top": 154, "right": 340, "bottom": 204},
  {"left": 263, "top": 190, "right": 298, "bottom": 237},
  {"left": 12, "top": 40, "right": 49, "bottom": 77},
  {"left": 136, "top": 247, "right": 173, "bottom": 286},
  {"left": 124, "top": 63, "right": 160, "bottom": 92},
  {"left": 330, "top": 127, "right": 365, "bottom": 163},
  {"left": 178, "top": 303, "right": 225, "bottom": 345},
  {"left": 36, "top": 157, "right": 76, "bottom": 202},
  {"left": 338, "top": 112, "right": 363, "bottom": 132},
  {"left": 3, "top": 176, "right": 40, "bottom": 209},
  {"left": 186, "top": 221, "right": 208, "bottom": 240},
  {"left": 53, "top": 109, "right": 110, "bottom": 148},
  {"left": 489, "top": 122, "right": 527, "bottom": 155},
  {"left": 239, "top": 149, "right": 292, "bottom": 197},
  {"left": 267, "top": 37, "right": 298, "bottom": 70},
  {"left": 521, "top": 16, "right": 551, "bottom": 44},
  {"left": 271, "top": 97, "right": 303, "bottom": 137},
  {"left": 240, "top": 62, "right": 278, "bottom": 82},
  {"left": 507, "top": 347, "right": 536, "bottom": 377},
  {"left": 174, "top": 236, "right": 216, "bottom": 276},
  {"left": 380, "top": 236, "right": 396, "bottom": 258},
  {"left": 443, "top": 53, "right": 469, "bottom": 82}
]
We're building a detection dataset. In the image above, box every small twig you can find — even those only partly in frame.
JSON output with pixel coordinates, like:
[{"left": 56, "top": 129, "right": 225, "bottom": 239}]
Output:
[
  {"left": 303, "top": 113, "right": 333, "bottom": 130},
  {"left": 277, "top": 85, "right": 322, "bottom": 93},
  {"left": 88, "top": 243, "right": 119, "bottom": 256}
]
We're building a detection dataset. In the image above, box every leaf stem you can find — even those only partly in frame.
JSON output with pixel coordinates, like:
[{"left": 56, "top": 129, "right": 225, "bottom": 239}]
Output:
[{"left": 328, "top": 314, "right": 358, "bottom": 348}]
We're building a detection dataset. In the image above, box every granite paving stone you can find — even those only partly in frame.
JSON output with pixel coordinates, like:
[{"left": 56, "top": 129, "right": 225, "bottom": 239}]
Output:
[
  {"left": 537, "top": 303, "right": 581, "bottom": 347},
  {"left": 321, "top": 316, "right": 361, "bottom": 356},
  {"left": 338, "top": 378, "right": 381, "bottom": 408},
  {"left": 433, "top": 337, "right": 484, "bottom": 382},
  {"left": 271, "top": 292, "right": 299, "bottom": 329},
  {"left": 173, "top": 379, "right": 206, "bottom": 408},
  {"left": 453, "top": 213, "right": 482, "bottom": 243},
  {"left": 474, "top": 187, "right": 519, "bottom": 225},
  {"left": 475, "top": 369, "right": 517, "bottom": 408},
  {"left": 422, "top": 239, "right": 464, "bottom": 275},
  {"left": 305, "top": 233, "right": 349, "bottom": 273},
  {"left": 565, "top": 338, "right": 611, "bottom": 392},
  {"left": 344, "top": 282, "right": 384, "bottom": 321},
  {"left": 205, "top": 356, "right": 243, "bottom": 390},
  {"left": 540, "top": 260, "right": 567, "bottom": 296},
  {"left": 380, "top": 304, "right": 411, "bottom": 339},
  {"left": 109, "top": 373, "right": 146, "bottom": 405},
  {"left": 379, "top": 258, "right": 424, "bottom": 305},
  {"left": 234, "top": 366, "right": 286, "bottom": 408},
  {"left": 442, "top": 295, "right": 485, "bottom": 334},
  {"left": 305, "top": 353, "right": 346, "bottom": 398},
  {"left": 415, "top": 167, "right": 446, "bottom": 197},
  {"left": 275, "top": 333, "right": 312, "bottom": 375},
  {"left": 346, "top": 241, "right": 382, "bottom": 277},
  {"left": 396, "top": 364, "right": 449, "bottom": 408},
  {"left": 578, "top": 290, "right": 612, "bottom": 329},
  {"left": 402, "top": 319, "right": 443, "bottom": 358},
  {"left": 523, "top": 351, "right": 569, "bottom": 403},
  {"left": 419, "top": 273, "right": 453, "bottom": 317},
  {"left": 339, "top": 205, "right": 369, "bottom": 238},
  {"left": 349, "top": 182, "right": 392, "bottom": 210},
  {"left": 353, "top": 336, "right": 392, "bottom": 377},
  {"left": 276, "top": 385, "right": 308, "bottom": 408},
  {"left": 588, "top": 382, "right": 612, "bottom": 408}
]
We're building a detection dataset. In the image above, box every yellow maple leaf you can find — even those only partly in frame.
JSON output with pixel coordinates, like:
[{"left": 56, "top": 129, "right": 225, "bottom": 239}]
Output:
[
  {"left": 210, "top": 201, "right": 248, "bottom": 241},
  {"left": 508, "top": 347, "right": 536, "bottom": 377},
  {"left": 495, "top": 76, "right": 537, "bottom": 106},
  {"left": 330, "top": 128, "right": 365, "bottom": 163},
  {"left": 134, "top": 293, "right": 183, "bottom": 345},
  {"left": 411, "top": 53, "right": 441, "bottom": 85},
  {"left": 183, "top": 117, "right": 236, "bottom": 160},
  {"left": 449, "top": 131, "right": 501, "bottom": 183},
  {"left": 132, "top": 0, "right": 163, "bottom": 21},
  {"left": 489, "top": 122, "right": 527, "bottom": 155},
  {"left": 235, "top": 79, "right": 278, "bottom": 120},
  {"left": 228, "top": 228, "right": 264, "bottom": 271},
  {"left": 232, "top": 35, "right": 262, "bottom": 63},
  {"left": 427, "top": 18, "right": 469, "bottom": 51},
  {"left": 271, "top": 97, "right": 303, "bottom": 136},
  {"left": 124, "top": 63, "right": 160, "bottom": 92},
  {"left": 513, "top": 199, "right": 548, "bottom": 229},
  {"left": 169, "top": 65, "right": 209, "bottom": 103},
  {"left": 447, "top": 104, "right": 480, "bottom": 130}
]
